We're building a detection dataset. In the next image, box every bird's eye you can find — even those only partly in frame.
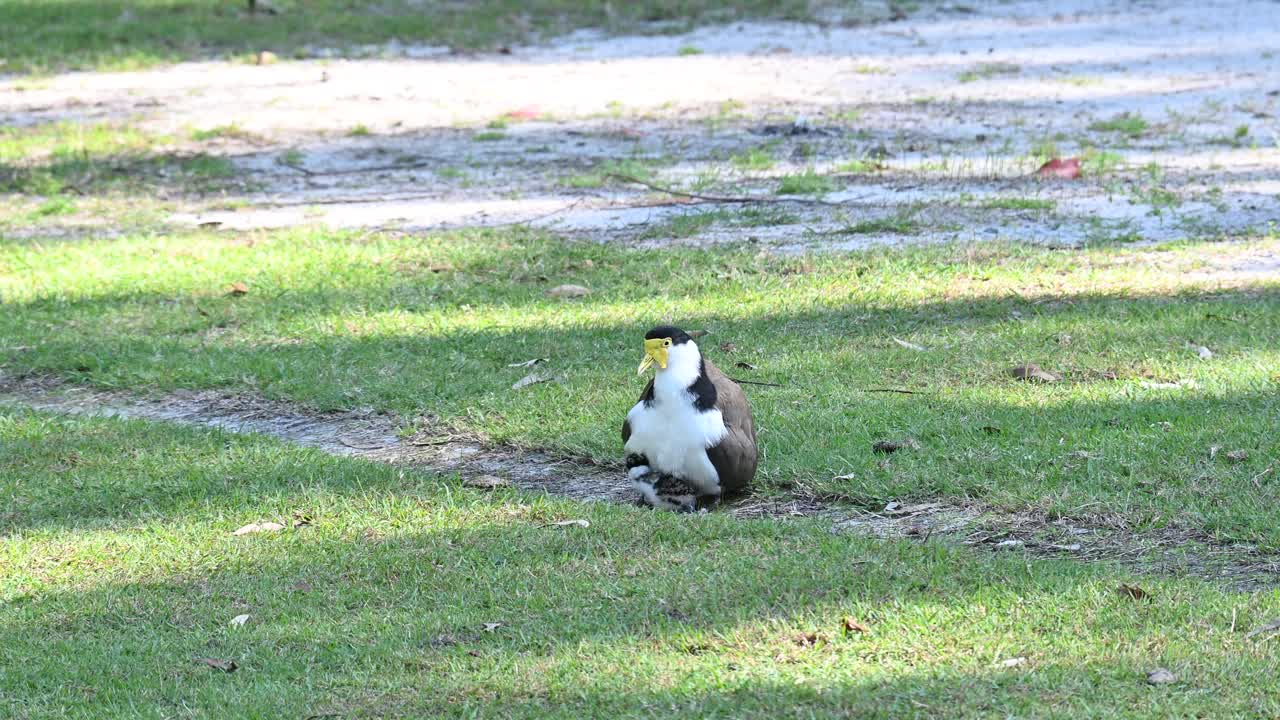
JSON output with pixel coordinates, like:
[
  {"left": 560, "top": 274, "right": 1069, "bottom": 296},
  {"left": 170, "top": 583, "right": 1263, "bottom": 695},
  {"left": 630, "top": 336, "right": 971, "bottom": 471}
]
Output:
[{"left": 663, "top": 339, "right": 671, "bottom": 347}]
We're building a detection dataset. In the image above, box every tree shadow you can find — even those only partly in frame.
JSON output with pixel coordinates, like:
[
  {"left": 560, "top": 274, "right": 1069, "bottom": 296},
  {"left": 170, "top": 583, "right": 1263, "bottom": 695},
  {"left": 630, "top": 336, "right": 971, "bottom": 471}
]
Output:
[{"left": 3, "top": 274, "right": 1278, "bottom": 541}]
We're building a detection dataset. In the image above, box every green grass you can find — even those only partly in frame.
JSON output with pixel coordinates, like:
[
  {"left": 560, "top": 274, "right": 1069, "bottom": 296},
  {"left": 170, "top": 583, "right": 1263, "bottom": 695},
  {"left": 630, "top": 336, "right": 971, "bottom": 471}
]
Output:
[
  {"left": 1, "top": 227, "right": 1279, "bottom": 547},
  {"left": 957, "top": 63, "right": 1020, "bottom": 83},
  {"left": 190, "top": 123, "right": 256, "bottom": 142},
  {"left": 6, "top": 409, "right": 1280, "bottom": 717},
  {"left": 979, "top": 197, "right": 1056, "bottom": 211},
  {"left": 0, "top": 121, "right": 236, "bottom": 196},
  {"left": 0, "top": 0, "right": 897, "bottom": 75},
  {"left": 836, "top": 214, "right": 921, "bottom": 234},
  {"left": 730, "top": 146, "right": 776, "bottom": 172},
  {"left": 563, "top": 159, "right": 658, "bottom": 189},
  {"left": 1090, "top": 113, "right": 1150, "bottom": 138},
  {"left": 776, "top": 169, "right": 835, "bottom": 195}
]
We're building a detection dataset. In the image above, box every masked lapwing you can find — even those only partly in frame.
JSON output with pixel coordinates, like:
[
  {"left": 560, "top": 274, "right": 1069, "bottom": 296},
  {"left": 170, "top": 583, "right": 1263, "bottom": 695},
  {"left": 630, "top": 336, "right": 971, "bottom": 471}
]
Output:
[{"left": 621, "top": 326, "right": 758, "bottom": 512}]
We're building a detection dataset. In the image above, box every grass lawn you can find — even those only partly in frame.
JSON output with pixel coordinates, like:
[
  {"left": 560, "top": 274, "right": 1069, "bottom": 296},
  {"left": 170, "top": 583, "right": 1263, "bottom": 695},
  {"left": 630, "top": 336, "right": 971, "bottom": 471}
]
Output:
[
  {"left": 0, "top": 0, "right": 875, "bottom": 74},
  {"left": 1, "top": 227, "right": 1278, "bottom": 546},
  {"left": 4, "top": 409, "right": 1280, "bottom": 718}
]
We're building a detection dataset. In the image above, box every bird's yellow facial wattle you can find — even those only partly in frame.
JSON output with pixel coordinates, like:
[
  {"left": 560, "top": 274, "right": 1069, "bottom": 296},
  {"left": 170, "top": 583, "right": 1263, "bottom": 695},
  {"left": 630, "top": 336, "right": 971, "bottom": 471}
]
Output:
[{"left": 637, "top": 337, "right": 672, "bottom": 375}]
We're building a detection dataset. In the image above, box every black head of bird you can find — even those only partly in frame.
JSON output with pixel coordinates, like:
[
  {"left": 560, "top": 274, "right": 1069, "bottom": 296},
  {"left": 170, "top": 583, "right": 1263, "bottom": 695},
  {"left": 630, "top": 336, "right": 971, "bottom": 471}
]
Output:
[{"left": 637, "top": 325, "right": 696, "bottom": 375}]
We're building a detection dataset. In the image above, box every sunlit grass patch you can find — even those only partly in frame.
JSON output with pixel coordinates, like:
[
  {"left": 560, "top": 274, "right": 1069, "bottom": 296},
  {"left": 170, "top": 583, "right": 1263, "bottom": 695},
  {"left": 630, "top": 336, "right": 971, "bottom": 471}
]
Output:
[
  {"left": 0, "top": 227, "right": 1278, "bottom": 545},
  {"left": 3, "top": 409, "right": 1280, "bottom": 717}
]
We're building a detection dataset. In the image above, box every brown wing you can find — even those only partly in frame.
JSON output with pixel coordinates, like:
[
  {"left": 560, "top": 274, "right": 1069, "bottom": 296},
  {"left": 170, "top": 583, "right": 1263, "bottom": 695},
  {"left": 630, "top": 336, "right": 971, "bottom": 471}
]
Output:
[
  {"left": 621, "top": 378, "right": 655, "bottom": 443},
  {"left": 702, "top": 359, "right": 758, "bottom": 497}
]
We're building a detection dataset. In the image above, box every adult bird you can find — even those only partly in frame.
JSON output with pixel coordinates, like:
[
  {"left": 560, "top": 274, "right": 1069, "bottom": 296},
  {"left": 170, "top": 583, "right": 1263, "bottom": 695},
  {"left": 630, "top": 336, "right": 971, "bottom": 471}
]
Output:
[{"left": 622, "top": 326, "right": 758, "bottom": 512}]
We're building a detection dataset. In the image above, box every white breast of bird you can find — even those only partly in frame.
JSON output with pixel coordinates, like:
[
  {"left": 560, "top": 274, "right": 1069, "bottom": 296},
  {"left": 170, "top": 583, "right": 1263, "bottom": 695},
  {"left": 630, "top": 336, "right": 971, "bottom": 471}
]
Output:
[{"left": 624, "top": 385, "right": 728, "bottom": 496}]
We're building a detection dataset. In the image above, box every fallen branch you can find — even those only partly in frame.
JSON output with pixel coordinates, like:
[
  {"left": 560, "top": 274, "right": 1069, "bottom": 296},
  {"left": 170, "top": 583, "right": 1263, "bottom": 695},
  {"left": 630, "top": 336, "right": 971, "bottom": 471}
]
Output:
[
  {"left": 607, "top": 174, "right": 842, "bottom": 206},
  {"left": 860, "top": 388, "right": 921, "bottom": 395}
]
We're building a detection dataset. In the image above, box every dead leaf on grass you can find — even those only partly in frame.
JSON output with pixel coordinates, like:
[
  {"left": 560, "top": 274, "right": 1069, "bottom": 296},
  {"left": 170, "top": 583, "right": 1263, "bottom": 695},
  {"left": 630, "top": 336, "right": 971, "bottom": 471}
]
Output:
[
  {"left": 1146, "top": 668, "right": 1177, "bottom": 685},
  {"left": 735, "top": 361, "right": 757, "bottom": 370},
  {"left": 841, "top": 617, "right": 870, "bottom": 635},
  {"left": 503, "top": 106, "right": 541, "bottom": 120},
  {"left": 1225, "top": 450, "right": 1250, "bottom": 463},
  {"left": 1008, "top": 364, "right": 1059, "bottom": 383},
  {"left": 546, "top": 519, "right": 590, "bottom": 528},
  {"left": 232, "top": 521, "right": 285, "bottom": 536},
  {"left": 229, "top": 614, "right": 251, "bottom": 627},
  {"left": 512, "top": 372, "right": 555, "bottom": 390},
  {"left": 872, "top": 438, "right": 919, "bottom": 454},
  {"left": 482, "top": 622, "right": 504, "bottom": 633},
  {"left": 892, "top": 337, "right": 927, "bottom": 352},
  {"left": 507, "top": 358, "right": 547, "bottom": 368},
  {"left": 881, "top": 501, "right": 941, "bottom": 516},
  {"left": 226, "top": 282, "right": 250, "bottom": 296},
  {"left": 291, "top": 511, "right": 314, "bottom": 528},
  {"left": 1034, "top": 157, "right": 1081, "bottom": 179},
  {"left": 196, "top": 657, "right": 238, "bottom": 672},
  {"left": 464, "top": 475, "right": 510, "bottom": 489},
  {"left": 793, "top": 632, "right": 820, "bottom": 647},
  {"left": 718, "top": 342, "right": 738, "bottom": 353},
  {"left": 546, "top": 284, "right": 591, "bottom": 298},
  {"left": 1001, "top": 656, "right": 1028, "bottom": 668},
  {"left": 1117, "top": 583, "right": 1152, "bottom": 601}
]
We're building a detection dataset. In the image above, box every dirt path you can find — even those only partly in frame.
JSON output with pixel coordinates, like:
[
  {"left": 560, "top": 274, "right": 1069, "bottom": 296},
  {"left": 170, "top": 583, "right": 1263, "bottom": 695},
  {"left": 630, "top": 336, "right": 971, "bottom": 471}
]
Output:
[
  {"left": 4, "top": 374, "right": 1278, "bottom": 589},
  {"left": 3, "top": 0, "right": 1277, "bottom": 249}
]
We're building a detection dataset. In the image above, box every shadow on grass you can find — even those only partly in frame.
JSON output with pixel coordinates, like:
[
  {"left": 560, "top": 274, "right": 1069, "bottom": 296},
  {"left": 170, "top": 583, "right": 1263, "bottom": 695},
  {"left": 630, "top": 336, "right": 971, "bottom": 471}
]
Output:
[
  {"left": 2, "top": 266, "right": 1278, "bottom": 542},
  {"left": 2, "top": 413, "right": 1271, "bottom": 717},
  {"left": 0, "top": 0, "right": 847, "bottom": 74}
]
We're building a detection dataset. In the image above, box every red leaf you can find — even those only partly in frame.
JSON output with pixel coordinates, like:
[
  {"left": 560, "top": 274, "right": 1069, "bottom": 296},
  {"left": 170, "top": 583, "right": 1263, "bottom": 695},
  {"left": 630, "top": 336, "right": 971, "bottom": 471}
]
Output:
[
  {"left": 503, "top": 106, "right": 541, "bottom": 120},
  {"left": 1034, "top": 157, "right": 1081, "bottom": 179},
  {"left": 227, "top": 281, "right": 250, "bottom": 296}
]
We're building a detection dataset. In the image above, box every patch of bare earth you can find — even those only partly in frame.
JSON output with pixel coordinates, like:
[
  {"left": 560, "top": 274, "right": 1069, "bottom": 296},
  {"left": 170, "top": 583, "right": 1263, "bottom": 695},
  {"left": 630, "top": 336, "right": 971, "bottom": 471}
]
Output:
[
  {"left": 3, "top": 374, "right": 1277, "bottom": 589},
  {"left": 3, "top": 0, "right": 1278, "bottom": 250}
]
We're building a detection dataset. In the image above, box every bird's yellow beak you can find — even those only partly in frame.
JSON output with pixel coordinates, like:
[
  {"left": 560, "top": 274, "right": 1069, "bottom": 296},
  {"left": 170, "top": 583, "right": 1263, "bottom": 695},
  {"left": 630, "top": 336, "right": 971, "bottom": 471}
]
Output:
[{"left": 638, "top": 338, "right": 668, "bottom": 375}]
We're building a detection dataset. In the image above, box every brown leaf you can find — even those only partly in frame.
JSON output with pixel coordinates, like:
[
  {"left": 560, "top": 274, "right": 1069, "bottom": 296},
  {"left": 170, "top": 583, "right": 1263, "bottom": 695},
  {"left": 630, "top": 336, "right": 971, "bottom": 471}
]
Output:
[
  {"left": 290, "top": 580, "right": 313, "bottom": 593},
  {"left": 291, "top": 511, "right": 313, "bottom": 528},
  {"left": 464, "top": 474, "right": 510, "bottom": 490},
  {"left": 198, "top": 220, "right": 223, "bottom": 228},
  {"left": 227, "top": 281, "right": 250, "bottom": 296},
  {"left": 196, "top": 657, "right": 238, "bottom": 672},
  {"left": 872, "top": 438, "right": 919, "bottom": 454},
  {"left": 793, "top": 632, "right": 819, "bottom": 647},
  {"left": 1033, "top": 157, "right": 1081, "bottom": 179},
  {"left": 841, "top": 617, "right": 870, "bottom": 635},
  {"left": 1146, "top": 668, "right": 1177, "bottom": 685},
  {"left": 232, "top": 521, "right": 285, "bottom": 536},
  {"left": 718, "top": 342, "right": 738, "bottom": 353},
  {"left": 1008, "top": 364, "right": 1059, "bottom": 383},
  {"left": 546, "top": 284, "right": 590, "bottom": 298},
  {"left": 1117, "top": 583, "right": 1151, "bottom": 601},
  {"left": 1225, "top": 450, "right": 1250, "bottom": 463}
]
